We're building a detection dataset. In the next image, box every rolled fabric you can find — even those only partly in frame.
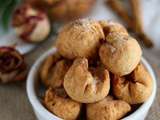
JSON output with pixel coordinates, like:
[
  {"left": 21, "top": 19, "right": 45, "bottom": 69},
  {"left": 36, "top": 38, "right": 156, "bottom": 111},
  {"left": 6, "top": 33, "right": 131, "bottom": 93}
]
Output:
[{"left": 0, "top": 47, "right": 26, "bottom": 83}]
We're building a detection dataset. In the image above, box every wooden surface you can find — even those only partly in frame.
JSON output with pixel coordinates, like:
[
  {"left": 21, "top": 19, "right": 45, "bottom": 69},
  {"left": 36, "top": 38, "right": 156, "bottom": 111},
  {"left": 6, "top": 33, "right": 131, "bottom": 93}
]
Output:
[{"left": 0, "top": 36, "right": 159, "bottom": 120}]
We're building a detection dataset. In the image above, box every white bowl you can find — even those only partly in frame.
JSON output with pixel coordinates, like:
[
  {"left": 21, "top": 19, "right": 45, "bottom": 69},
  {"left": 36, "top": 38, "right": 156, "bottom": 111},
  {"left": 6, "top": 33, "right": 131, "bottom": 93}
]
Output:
[{"left": 27, "top": 48, "right": 157, "bottom": 120}]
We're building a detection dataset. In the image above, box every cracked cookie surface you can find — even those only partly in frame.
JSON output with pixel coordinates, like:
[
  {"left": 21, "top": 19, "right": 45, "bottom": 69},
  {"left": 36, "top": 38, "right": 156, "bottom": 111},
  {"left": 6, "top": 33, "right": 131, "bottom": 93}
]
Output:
[{"left": 64, "top": 58, "right": 110, "bottom": 103}]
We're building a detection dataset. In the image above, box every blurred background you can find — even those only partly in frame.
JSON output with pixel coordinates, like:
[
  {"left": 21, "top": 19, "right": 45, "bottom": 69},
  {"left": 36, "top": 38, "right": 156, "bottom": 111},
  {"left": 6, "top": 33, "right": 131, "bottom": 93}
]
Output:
[{"left": 0, "top": 0, "right": 159, "bottom": 120}]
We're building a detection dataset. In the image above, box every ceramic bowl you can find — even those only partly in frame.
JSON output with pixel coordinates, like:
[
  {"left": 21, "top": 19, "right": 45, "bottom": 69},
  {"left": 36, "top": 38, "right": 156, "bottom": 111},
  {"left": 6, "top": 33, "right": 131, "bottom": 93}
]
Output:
[{"left": 27, "top": 48, "right": 157, "bottom": 120}]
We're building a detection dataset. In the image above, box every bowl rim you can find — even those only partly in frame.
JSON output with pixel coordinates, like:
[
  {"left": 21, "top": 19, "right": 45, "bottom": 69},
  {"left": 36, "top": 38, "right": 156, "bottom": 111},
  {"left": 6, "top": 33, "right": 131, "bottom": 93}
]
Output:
[{"left": 26, "top": 48, "right": 157, "bottom": 120}]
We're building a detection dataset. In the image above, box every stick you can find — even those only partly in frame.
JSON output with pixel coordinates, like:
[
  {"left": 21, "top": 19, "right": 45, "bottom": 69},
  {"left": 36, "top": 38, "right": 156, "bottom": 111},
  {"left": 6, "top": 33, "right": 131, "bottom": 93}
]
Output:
[
  {"left": 130, "top": 0, "right": 143, "bottom": 33},
  {"left": 137, "top": 32, "right": 154, "bottom": 47},
  {"left": 130, "top": 0, "right": 153, "bottom": 47},
  {"left": 107, "top": 0, "right": 132, "bottom": 26},
  {"left": 107, "top": 0, "right": 154, "bottom": 48},
  {"left": 130, "top": 0, "right": 154, "bottom": 47}
]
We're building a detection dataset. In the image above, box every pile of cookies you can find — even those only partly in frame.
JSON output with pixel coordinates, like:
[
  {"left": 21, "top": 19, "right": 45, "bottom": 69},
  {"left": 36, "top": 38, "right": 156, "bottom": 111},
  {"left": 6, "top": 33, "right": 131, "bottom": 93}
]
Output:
[{"left": 39, "top": 19, "right": 153, "bottom": 120}]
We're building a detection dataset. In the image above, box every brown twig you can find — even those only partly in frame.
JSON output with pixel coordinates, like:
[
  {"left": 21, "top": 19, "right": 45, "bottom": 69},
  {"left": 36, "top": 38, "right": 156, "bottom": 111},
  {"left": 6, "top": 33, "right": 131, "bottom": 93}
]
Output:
[
  {"left": 130, "top": 0, "right": 143, "bottom": 33},
  {"left": 107, "top": 0, "right": 132, "bottom": 26},
  {"left": 130, "top": 0, "right": 154, "bottom": 47},
  {"left": 107, "top": 0, "right": 154, "bottom": 48},
  {"left": 137, "top": 32, "right": 154, "bottom": 47}
]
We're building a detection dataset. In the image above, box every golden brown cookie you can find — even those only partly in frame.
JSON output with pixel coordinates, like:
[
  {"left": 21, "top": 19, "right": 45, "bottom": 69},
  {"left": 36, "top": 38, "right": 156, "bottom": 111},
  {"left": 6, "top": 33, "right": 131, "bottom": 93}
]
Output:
[
  {"left": 99, "top": 20, "right": 128, "bottom": 36},
  {"left": 112, "top": 63, "right": 153, "bottom": 104},
  {"left": 99, "top": 32, "right": 142, "bottom": 76},
  {"left": 40, "top": 52, "right": 71, "bottom": 88},
  {"left": 64, "top": 58, "right": 110, "bottom": 103},
  {"left": 86, "top": 96, "right": 131, "bottom": 120},
  {"left": 44, "top": 87, "right": 81, "bottom": 120},
  {"left": 56, "top": 19, "right": 105, "bottom": 59}
]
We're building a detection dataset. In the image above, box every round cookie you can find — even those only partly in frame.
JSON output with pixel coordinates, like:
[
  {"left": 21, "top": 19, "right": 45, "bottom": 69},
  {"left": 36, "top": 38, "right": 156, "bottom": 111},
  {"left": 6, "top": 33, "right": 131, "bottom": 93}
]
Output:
[
  {"left": 99, "top": 32, "right": 142, "bottom": 76},
  {"left": 56, "top": 19, "right": 105, "bottom": 59}
]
